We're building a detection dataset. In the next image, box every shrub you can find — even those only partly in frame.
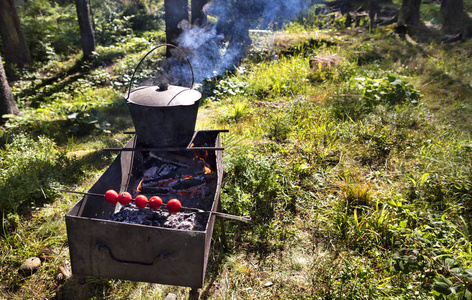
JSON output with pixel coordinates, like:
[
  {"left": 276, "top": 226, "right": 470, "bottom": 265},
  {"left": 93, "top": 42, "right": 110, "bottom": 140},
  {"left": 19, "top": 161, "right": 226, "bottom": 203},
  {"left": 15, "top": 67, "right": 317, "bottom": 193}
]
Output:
[
  {"left": 355, "top": 73, "right": 422, "bottom": 107},
  {"left": 20, "top": 2, "right": 80, "bottom": 60},
  {"left": 205, "top": 71, "right": 249, "bottom": 102},
  {"left": 67, "top": 107, "right": 110, "bottom": 135},
  {"left": 0, "top": 134, "right": 82, "bottom": 213},
  {"left": 222, "top": 151, "right": 284, "bottom": 223}
]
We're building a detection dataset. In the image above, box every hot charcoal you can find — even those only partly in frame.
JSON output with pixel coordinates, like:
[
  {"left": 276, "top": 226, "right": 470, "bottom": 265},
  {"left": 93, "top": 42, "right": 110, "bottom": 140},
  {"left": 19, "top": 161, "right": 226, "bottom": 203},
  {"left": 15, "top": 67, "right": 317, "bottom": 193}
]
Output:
[
  {"left": 128, "top": 150, "right": 217, "bottom": 212},
  {"left": 111, "top": 149, "right": 217, "bottom": 230}
]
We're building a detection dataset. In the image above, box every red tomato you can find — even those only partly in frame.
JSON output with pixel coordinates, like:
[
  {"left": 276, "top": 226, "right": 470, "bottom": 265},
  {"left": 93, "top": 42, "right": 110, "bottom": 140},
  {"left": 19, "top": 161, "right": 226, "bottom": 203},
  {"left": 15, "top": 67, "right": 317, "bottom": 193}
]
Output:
[
  {"left": 148, "top": 196, "right": 163, "bottom": 210},
  {"left": 134, "top": 195, "right": 148, "bottom": 209},
  {"left": 167, "top": 199, "right": 181, "bottom": 214},
  {"left": 118, "top": 191, "right": 132, "bottom": 205},
  {"left": 104, "top": 189, "right": 119, "bottom": 204}
]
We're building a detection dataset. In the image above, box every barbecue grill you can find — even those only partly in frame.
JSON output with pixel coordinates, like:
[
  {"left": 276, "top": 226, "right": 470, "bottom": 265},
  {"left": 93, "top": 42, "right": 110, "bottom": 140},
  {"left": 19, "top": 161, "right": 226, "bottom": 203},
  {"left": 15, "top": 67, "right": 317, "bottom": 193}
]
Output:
[
  {"left": 65, "top": 130, "right": 225, "bottom": 292},
  {"left": 64, "top": 45, "right": 238, "bottom": 297}
]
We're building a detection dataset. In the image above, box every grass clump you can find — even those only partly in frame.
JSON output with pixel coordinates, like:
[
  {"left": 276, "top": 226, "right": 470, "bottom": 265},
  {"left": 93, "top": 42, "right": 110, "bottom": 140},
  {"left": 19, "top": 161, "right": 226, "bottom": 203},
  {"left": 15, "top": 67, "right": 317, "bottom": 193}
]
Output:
[
  {"left": 222, "top": 151, "right": 283, "bottom": 223},
  {"left": 0, "top": 134, "right": 82, "bottom": 214},
  {"left": 245, "top": 55, "right": 312, "bottom": 99}
]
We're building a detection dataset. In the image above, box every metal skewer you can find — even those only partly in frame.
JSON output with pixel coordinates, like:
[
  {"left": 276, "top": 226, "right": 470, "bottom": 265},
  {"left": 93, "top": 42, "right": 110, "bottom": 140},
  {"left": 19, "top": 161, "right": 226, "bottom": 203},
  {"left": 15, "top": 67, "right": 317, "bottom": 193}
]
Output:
[
  {"left": 102, "top": 147, "right": 225, "bottom": 152},
  {"left": 61, "top": 190, "right": 251, "bottom": 223}
]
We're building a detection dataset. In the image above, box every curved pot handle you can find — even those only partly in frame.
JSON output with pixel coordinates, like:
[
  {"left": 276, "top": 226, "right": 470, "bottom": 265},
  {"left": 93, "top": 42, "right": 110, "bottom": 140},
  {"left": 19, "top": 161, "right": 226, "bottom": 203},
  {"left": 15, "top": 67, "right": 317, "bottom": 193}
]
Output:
[{"left": 125, "top": 43, "right": 195, "bottom": 101}]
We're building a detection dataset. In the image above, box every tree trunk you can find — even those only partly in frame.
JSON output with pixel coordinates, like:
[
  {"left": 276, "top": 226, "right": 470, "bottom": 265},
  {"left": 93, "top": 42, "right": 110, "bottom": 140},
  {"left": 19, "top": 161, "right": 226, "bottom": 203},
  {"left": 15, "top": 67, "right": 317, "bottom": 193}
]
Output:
[
  {"left": 75, "top": 0, "right": 95, "bottom": 59},
  {"left": 0, "top": 0, "right": 31, "bottom": 70},
  {"left": 361, "top": 0, "right": 381, "bottom": 28},
  {"left": 191, "top": 0, "right": 208, "bottom": 25},
  {"left": 337, "top": 0, "right": 354, "bottom": 15},
  {"left": 0, "top": 55, "right": 21, "bottom": 124},
  {"left": 165, "top": 0, "right": 189, "bottom": 48},
  {"left": 441, "top": 0, "right": 463, "bottom": 35},
  {"left": 397, "top": 0, "right": 422, "bottom": 27}
]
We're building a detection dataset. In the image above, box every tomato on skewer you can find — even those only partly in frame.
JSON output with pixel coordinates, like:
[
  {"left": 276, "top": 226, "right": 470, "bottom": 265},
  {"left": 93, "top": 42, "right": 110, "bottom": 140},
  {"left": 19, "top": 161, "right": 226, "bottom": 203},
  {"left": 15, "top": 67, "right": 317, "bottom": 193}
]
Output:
[
  {"left": 149, "top": 196, "right": 163, "bottom": 210},
  {"left": 167, "top": 199, "right": 182, "bottom": 214}
]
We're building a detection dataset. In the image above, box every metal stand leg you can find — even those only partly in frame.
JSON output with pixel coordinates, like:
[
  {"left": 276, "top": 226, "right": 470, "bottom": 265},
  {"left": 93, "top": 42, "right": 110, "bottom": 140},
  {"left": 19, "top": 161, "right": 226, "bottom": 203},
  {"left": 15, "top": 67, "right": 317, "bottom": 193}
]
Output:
[
  {"left": 217, "top": 200, "right": 228, "bottom": 252},
  {"left": 189, "top": 287, "right": 200, "bottom": 300},
  {"left": 76, "top": 276, "right": 88, "bottom": 300}
]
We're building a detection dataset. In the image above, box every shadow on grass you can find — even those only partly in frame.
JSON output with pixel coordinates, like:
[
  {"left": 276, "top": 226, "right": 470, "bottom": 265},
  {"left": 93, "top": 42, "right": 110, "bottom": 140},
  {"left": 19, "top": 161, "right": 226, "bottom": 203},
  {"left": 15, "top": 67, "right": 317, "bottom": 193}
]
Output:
[
  {"left": 15, "top": 53, "right": 126, "bottom": 108},
  {"left": 2, "top": 95, "right": 133, "bottom": 147},
  {"left": 396, "top": 21, "right": 443, "bottom": 44},
  {"left": 56, "top": 275, "right": 115, "bottom": 300}
]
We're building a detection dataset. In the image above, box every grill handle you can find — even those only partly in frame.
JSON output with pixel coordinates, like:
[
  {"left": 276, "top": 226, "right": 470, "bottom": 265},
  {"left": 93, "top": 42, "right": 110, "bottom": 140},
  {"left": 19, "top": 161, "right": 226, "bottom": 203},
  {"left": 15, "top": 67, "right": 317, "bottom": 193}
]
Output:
[{"left": 94, "top": 243, "right": 169, "bottom": 266}]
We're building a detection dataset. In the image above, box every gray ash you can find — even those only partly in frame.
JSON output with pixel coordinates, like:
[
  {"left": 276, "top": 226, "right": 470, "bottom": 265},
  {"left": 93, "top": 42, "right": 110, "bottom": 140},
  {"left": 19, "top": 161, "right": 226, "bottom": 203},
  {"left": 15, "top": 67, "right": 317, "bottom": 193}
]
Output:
[{"left": 109, "top": 205, "right": 209, "bottom": 231}]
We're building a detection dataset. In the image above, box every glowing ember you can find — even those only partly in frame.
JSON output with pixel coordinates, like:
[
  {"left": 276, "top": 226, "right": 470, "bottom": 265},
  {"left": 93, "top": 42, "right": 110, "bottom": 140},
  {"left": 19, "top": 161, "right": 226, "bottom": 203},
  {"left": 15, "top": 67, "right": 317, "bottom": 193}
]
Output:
[
  {"left": 193, "top": 151, "right": 212, "bottom": 174},
  {"left": 128, "top": 150, "right": 218, "bottom": 212},
  {"left": 137, "top": 179, "right": 143, "bottom": 192}
]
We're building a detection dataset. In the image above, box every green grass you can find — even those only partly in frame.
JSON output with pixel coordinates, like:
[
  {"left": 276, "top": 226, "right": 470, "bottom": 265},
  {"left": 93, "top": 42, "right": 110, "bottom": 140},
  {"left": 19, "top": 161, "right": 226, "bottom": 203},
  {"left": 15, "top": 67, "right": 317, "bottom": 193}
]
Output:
[{"left": 2, "top": 2, "right": 472, "bottom": 299}]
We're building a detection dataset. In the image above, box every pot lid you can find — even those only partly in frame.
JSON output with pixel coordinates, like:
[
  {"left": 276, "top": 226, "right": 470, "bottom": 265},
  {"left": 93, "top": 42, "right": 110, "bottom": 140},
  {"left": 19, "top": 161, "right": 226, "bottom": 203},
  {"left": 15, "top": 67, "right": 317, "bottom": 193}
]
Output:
[{"left": 127, "top": 84, "right": 201, "bottom": 107}]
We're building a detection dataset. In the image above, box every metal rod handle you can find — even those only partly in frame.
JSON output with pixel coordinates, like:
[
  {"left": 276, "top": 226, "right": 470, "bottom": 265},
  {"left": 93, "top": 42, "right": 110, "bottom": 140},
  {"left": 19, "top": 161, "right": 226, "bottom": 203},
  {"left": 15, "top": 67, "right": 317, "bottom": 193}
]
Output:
[
  {"left": 125, "top": 43, "right": 195, "bottom": 100},
  {"left": 102, "top": 147, "right": 225, "bottom": 152}
]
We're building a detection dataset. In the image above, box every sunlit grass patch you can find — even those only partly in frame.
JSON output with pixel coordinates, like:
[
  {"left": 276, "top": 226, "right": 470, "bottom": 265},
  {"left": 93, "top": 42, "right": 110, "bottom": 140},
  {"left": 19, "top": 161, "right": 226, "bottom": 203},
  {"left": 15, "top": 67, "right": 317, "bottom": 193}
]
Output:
[
  {"left": 214, "top": 95, "right": 252, "bottom": 124},
  {"left": 244, "top": 55, "right": 311, "bottom": 99}
]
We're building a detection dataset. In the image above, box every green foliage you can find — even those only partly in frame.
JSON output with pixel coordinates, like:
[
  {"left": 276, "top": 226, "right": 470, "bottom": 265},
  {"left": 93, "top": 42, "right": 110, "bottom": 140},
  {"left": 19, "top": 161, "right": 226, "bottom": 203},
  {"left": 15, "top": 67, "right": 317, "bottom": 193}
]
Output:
[
  {"left": 287, "top": 5, "right": 338, "bottom": 31},
  {"left": 2, "top": 111, "right": 70, "bottom": 144},
  {"left": 0, "top": 134, "right": 82, "bottom": 213},
  {"left": 123, "top": 0, "right": 164, "bottom": 32},
  {"left": 355, "top": 73, "right": 422, "bottom": 106},
  {"left": 95, "top": 11, "right": 134, "bottom": 45},
  {"left": 333, "top": 105, "right": 423, "bottom": 166},
  {"left": 92, "top": 0, "right": 163, "bottom": 39},
  {"left": 327, "top": 87, "right": 369, "bottom": 120},
  {"left": 264, "top": 113, "right": 293, "bottom": 143},
  {"left": 409, "top": 134, "right": 472, "bottom": 210},
  {"left": 421, "top": 1, "right": 442, "bottom": 25},
  {"left": 67, "top": 107, "right": 110, "bottom": 135},
  {"left": 328, "top": 73, "right": 422, "bottom": 123},
  {"left": 109, "top": 44, "right": 165, "bottom": 88},
  {"left": 20, "top": 2, "right": 80, "bottom": 60},
  {"left": 16, "top": 0, "right": 164, "bottom": 66},
  {"left": 205, "top": 69, "right": 249, "bottom": 102},
  {"left": 220, "top": 146, "right": 304, "bottom": 252},
  {"left": 222, "top": 152, "right": 283, "bottom": 223},
  {"left": 389, "top": 214, "right": 472, "bottom": 299},
  {"left": 333, "top": 185, "right": 397, "bottom": 251},
  {"left": 308, "top": 57, "right": 356, "bottom": 84},
  {"left": 245, "top": 55, "right": 311, "bottom": 99},
  {"left": 216, "top": 96, "right": 252, "bottom": 124},
  {"left": 4, "top": 87, "right": 120, "bottom": 143}
]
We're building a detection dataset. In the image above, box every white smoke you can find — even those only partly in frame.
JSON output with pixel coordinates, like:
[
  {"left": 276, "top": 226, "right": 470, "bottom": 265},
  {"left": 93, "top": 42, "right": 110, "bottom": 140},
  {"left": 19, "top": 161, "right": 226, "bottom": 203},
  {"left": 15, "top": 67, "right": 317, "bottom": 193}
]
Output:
[{"left": 177, "top": 0, "right": 316, "bottom": 83}]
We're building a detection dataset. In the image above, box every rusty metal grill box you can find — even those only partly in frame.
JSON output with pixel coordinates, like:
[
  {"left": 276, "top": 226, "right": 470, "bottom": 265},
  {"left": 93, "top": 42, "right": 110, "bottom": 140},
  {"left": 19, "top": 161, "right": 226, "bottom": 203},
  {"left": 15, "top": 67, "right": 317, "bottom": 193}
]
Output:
[{"left": 65, "top": 131, "right": 224, "bottom": 288}]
